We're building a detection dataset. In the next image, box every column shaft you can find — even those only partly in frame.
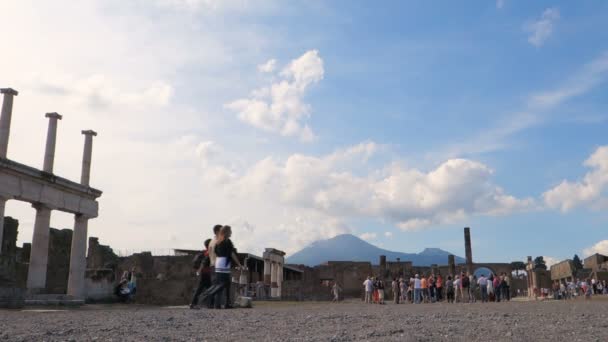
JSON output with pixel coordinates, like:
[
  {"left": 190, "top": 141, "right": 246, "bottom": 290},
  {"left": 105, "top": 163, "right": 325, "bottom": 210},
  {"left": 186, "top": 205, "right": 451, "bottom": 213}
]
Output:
[
  {"left": 263, "top": 259, "right": 271, "bottom": 285},
  {"left": 80, "top": 130, "right": 97, "bottom": 186},
  {"left": 43, "top": 113, "right": 62, "bottom": 173},
  {"left": 270, "top": 262, "right": 278, "bottom": 298},
  {"left": 67, "top": 215, "right": 88, "bottom": 298},
  {"left": 0, "top": 88, "right": 18, "bottom": 158},
  {"left": 27, "top": 205, "right": 52, "bottom": 291}
]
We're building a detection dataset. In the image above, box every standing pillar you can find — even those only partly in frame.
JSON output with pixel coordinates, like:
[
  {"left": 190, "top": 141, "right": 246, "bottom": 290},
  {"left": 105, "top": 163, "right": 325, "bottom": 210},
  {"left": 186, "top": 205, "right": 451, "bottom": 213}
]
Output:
[
  {"left": 270, "top": 262, "right": 278, "bottom": 298},
  {"left": 26, "top": 204, "right": 52, "bottom": 291},
  {"left": 0, "top": 88, "right": 18, "bottom": 158},
  {"left": 80, "top": 130, "right": 97, "bottom": 186},
  {"left": 42, "top": 113, "right": 62, "bottom": 173},
  {"left": 464, "top": 227, "right": 473, "bottom": 274},
  {"left": 67, "top": 215, "right": 89, "bottom": 298},
  {"left": 277, "top": 263, "right": 283, "bottom": 298},
  {"left": 263, "top": 258, "right": 271, "bottom": 285}
]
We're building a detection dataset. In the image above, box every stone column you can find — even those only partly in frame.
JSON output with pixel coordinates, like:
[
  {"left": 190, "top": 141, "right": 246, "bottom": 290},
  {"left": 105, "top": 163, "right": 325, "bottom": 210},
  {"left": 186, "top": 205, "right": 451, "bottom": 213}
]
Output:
[
  {"left": 464, "top": 227, "right": 473, "bottom": 274},
  {"left": 43, "top": 113, "right": 62, "bottom": 173},
  {"left": 0, "top": 196, "right": 5, "bottom": 254},
  {"left": 277, "top": 263, "right": 283, "bottom": 298},
  {"left": 80, "top": 130, "right": 97, "bottom": 186},
  {"left": 270, "top": 262, "right": 278, "bottom": 298},
  {"left": 67, "top": 214, "right": 89, "bottom": 298},
  {"left": 0, "top": 88, "right": 18, "bottom": 158},
  {"left": 263, "top": 258, "right": 271, "bottom": 286},
  {"left": 26, "top": 204, "right": 52, "bottom": 291}
]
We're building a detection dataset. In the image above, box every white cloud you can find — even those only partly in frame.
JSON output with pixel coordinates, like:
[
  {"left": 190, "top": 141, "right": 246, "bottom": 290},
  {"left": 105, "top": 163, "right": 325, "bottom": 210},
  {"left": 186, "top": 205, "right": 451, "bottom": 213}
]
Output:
[
  {"left": 187, "top": 140, "right": 533, "bottom": 246},
  {"left": 496, "top": 0, "right": 505, "bottom": 9},
  {"left": 583, "top": 240, "right": 608, "bottom": 257},
  {"left": 359, "top": 232, "right": 377, "bottom": 240},
  {"left": 543, "top": 256, "right": 560, "bottom": 267},
  {"left": 525, "top": 8, "right": 560, "bottom": 47},
  {"left": 226, "top": 50, "right": 324, "bottom": 142},
  {"left": 258, "top": 59, "right": 277, "bottom": 73},
  {"left": 543, "top": 146, "right": 608, "bottom": 212},
  {"left": 384, "top": 231, "right": 393, "bottom": 238}
]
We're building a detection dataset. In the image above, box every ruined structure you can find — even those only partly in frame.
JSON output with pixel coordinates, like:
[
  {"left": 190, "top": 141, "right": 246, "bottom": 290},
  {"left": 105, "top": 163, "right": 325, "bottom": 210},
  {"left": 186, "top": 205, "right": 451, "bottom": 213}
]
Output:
[
  {"left": 0, "top": 88, "right": 101, "bottom": 304},
  {"left": 464, "top": 227, "right": 473, "bottom": 273}
]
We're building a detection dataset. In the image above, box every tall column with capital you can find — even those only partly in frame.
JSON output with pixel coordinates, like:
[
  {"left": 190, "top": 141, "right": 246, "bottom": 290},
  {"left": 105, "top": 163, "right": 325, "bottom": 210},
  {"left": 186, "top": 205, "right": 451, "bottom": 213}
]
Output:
[
  {"left": 43, "top": 112, "right": 62, "bottom": 172},
  {"left": 66, "top": 130, "right": 97, "bottom": 298},
  {"left": 80, "top": 130, "right": 97, "bottom": 186},
  {"left": 0, "top": 88, "right": 18, "bottom": 254},
  {"left": 0, "top": 88, "right": 18, "bottom": 158},
  {"left": 27, "top": 204, "right": 52, "bottom": 291},
  {"left": 67, "top": 214, "right": 89, "bottom": 298}
]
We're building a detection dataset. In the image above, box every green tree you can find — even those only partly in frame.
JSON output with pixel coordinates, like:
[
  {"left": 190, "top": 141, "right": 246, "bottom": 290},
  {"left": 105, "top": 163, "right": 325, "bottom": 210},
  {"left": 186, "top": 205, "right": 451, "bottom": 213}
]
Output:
[
  {"left": 573, "top": 254, "right": 583, "bottom": 270},
  {"left": 510, "top": 261, "right": 527, "bottom": 277},
  {"left": 534, "top": 256, "right": 547, "bottom": 270}
]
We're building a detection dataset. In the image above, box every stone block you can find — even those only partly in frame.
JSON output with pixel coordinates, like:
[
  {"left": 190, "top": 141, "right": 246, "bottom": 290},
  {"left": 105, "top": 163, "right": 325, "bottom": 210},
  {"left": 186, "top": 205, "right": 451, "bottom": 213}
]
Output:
[
  {"left": 40, "top": 185, "right": 64, "bottom": 209},
  {"left": 0, "top": 173, "right": 20, "bottom": 198},
  {"left": 19, "top": 178, "right": 43, "bottom": 203}
]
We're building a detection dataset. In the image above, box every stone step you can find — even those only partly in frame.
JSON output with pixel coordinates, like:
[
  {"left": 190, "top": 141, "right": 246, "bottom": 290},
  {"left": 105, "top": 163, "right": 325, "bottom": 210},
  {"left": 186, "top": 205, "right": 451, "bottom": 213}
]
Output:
[{"left": 24, "top": 293, "right": 84, "bottom": 306}]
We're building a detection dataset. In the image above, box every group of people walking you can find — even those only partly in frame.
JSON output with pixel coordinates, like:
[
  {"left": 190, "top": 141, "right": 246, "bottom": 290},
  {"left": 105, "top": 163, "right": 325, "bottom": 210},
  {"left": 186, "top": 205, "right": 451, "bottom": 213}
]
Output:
[
  {"left": 364, "top": 272, "right": 512, "bottom": 304},
  {"left": 190, "top": 224, "right": 243, "bottom": 309}
]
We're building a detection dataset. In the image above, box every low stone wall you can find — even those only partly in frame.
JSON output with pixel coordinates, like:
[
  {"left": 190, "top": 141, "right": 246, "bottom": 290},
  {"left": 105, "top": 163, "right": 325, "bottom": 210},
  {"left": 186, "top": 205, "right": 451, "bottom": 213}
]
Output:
[{"left": 0, "top": 287, "right": 25, "bottom": 309}]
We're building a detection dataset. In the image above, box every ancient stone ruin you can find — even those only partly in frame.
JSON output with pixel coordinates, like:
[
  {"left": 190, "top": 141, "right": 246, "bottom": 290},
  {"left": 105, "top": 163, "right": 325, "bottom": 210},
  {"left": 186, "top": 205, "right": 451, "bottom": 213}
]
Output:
[{"left": 0, "top": 87, "right": 101, "bottom": 307}]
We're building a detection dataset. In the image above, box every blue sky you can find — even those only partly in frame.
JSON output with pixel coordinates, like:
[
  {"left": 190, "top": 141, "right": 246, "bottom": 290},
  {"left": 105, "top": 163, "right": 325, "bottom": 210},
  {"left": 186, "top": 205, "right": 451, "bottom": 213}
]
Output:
[{"left": 2, "top": 0, "right": 608, "bottom": 264}]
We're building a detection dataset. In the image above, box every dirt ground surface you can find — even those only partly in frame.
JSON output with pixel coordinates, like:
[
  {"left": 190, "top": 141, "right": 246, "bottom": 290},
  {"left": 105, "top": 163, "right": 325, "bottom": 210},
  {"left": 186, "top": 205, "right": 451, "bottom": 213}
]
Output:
[{"left": 1, "top": 299, "right": 608, "bottom": 341}]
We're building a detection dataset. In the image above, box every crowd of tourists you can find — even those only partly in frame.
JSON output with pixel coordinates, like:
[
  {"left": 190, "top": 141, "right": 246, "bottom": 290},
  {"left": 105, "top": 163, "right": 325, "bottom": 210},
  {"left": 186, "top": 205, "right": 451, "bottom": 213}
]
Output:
[
  {"left": 363, "top": 272, "right": 513, "bottom": 304},
  {"left": 551, "top": 279, "right": 608, "bottom": 300}
]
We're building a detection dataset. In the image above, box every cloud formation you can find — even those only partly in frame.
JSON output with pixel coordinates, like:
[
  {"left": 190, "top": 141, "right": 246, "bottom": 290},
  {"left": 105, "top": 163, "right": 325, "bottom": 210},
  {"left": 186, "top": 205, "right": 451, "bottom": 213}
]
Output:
[
  {"left": 226, "top": 50, "right": 324, "bottom": 142},
  {"left": 525, "top": 8, "right": 560, "bottom": 47},
  {"left": 583, "top": 240, "right": 608, "bottom": 257},
  {"left": 191, "top": 140, "right": 533, "bottom": 240},
  {"left": 544, "top": 146, "right": 608, "bottom": 212}
]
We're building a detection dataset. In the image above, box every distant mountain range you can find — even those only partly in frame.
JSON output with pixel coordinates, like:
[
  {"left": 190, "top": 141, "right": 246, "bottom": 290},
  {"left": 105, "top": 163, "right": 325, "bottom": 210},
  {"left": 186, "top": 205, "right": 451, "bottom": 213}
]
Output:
[{"left": 286, "top": 234, "right": 465, "bottom": 266}]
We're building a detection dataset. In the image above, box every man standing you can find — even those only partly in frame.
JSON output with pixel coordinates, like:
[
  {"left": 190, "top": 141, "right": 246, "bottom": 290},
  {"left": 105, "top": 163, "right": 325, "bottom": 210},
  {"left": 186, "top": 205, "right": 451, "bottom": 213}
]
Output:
[
  {"left": 363, "top": 276, "right": 373, "bottom": 304},
  {"left": 207, "top": 224, "right": 222, "bottom": 307},
  {"left": 414, "top": 274, "right": 422, "bottom": 304},
  {"left": 392, "top": 278, "right": 400, "bottom": 304},
  {"left": 460, "top": 272, "right": 469, "bottom": 303},
  {"left": 478, "top": 274, "right": 488, "bottom": 303}
]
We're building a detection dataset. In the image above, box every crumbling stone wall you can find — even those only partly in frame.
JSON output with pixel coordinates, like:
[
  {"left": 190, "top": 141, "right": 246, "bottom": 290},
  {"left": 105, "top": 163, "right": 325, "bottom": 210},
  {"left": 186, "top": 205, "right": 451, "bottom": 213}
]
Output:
[
  {"left": 0, "top": 217, "right": 19, "bottom": 286},
  {"left": 87, "top": 237, "right": 118, "bottom": 269}
]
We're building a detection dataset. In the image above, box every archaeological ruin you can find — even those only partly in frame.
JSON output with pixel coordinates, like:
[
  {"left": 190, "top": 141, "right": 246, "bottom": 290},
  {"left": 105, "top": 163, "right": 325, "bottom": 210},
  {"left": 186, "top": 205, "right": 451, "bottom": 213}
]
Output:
[{"left": 0, "top": 88, "right": 101, "bottom": 307}]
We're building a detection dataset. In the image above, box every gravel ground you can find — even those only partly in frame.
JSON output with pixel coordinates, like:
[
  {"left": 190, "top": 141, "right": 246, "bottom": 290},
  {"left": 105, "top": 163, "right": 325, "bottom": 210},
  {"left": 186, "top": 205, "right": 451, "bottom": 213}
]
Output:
[{"left": 1, "top": 299, "right": 608, "bottom": 341}]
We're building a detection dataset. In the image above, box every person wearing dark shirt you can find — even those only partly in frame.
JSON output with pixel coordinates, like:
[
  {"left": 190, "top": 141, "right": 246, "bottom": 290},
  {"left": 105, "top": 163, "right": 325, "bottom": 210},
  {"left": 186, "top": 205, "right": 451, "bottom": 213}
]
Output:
[
  {"left": 199, "top": 225, "right": 243, "bottom": 309},
  {"left": 190, "top": 239, "right": 212, "bottom": 309}
]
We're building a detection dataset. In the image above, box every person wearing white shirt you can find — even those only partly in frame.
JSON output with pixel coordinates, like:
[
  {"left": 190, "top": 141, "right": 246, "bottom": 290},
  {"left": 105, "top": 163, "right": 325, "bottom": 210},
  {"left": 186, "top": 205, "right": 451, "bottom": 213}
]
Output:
[
  {"left": 413, "top": 274, "right": 422, "bottom": 304},
  {"left": 477, "top": 275, "right": 488, "bottom": 302},
  {"left": 363, "top": 277, "right": 373, "bottom": 304}
]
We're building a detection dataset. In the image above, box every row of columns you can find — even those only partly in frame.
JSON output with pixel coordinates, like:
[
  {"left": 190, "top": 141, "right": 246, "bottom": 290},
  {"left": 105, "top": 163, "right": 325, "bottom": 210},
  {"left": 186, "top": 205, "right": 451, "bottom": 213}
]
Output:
[{"left": 0, "top": 88, "right": 97, "bottom": 298}]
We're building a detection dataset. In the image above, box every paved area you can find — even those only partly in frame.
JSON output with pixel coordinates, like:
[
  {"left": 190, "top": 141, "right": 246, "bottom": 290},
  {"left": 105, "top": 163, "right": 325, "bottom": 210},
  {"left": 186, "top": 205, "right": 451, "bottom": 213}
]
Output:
[{"left": 1, "top": 299, "right": 608, "bottom": 341}]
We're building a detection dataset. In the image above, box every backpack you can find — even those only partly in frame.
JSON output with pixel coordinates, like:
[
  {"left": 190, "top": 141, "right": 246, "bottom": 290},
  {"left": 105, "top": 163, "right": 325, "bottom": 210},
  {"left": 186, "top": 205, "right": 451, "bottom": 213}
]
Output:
[
  {"left": 462, "top": 276, "right": 470, "bottom": 287},
  {"left": 192, "top": 252, "right": 204, "bottom": 270}
]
